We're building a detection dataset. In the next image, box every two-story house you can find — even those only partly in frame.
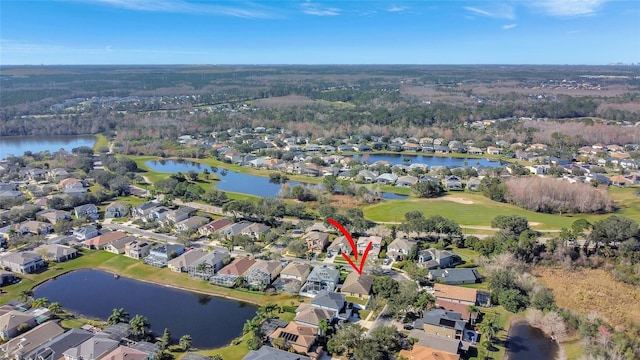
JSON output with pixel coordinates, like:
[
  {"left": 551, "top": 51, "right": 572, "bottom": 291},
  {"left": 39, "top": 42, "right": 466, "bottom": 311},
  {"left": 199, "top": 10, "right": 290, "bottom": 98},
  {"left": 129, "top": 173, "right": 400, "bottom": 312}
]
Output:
[{"left": 125, "top": 240, "right": 151, "bottom": 259}]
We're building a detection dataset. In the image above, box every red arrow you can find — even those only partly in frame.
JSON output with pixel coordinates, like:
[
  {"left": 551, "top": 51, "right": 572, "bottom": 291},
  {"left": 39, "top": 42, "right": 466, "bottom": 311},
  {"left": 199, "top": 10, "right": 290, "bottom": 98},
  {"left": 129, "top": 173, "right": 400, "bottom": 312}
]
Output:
[
  {"left": 327, "top": 218, "right": 358, "bottom": 260},
  {"left": 328, "top": 218, "right": 372, "bottom": 275}
]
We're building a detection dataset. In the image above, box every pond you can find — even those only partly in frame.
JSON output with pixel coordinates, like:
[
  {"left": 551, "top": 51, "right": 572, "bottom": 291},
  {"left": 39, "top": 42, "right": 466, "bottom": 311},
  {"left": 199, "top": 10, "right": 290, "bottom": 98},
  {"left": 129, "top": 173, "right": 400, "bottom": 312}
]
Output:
[
  {"left": 505, "top": 319, "right": 559, "bottom": 360},
  {"left": 356, "top": 153, "right": 501, "bottom": 167},
  {"left": 0, "top": 135, "right": 97, "bottom": 160},
  {"left": 145, "top": 160, "right": 408, "bottom": 199},
  {"left": 34, "top": 269, "right": 257, "bottom": 349}
]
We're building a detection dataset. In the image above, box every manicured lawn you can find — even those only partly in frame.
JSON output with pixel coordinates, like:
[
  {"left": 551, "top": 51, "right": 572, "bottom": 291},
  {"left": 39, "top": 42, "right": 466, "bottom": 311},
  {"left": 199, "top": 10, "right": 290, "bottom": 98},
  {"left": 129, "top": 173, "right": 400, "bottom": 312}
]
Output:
[{"left": 363, "top": 193, "right": 617, "bottom": 230}]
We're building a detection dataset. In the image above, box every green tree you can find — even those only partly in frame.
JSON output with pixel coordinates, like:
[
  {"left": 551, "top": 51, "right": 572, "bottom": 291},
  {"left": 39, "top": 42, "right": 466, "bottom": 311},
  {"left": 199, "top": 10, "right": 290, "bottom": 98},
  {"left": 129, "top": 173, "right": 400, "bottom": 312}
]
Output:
[
  {"left": 323, "top": 175, "right": 338, "bottom": 193},
  {"left": 498, "top": 289, "right": 529, "bottom": 313},
  {"left": 18, "top": 289, "right": 33, "bottom": 302},
  {"left": 590, "top": 215, "right": 638, "bottom": 250},
  {"left": 532, "top": 288, "right": 556, "bottom": 311},
  {"left": 491, "top": 215, "right": 530, "bottom": 236},
  {"left": 327, "top": 323, "right": 364, "bottom": 356},
  {"left": 107, "top": 308, "right": 130, "bottom": 325},
  {"left": 479, "top": 176, "right": 507, "bottom": 202},
  {"left": 179, "top": 334, "right": 192, "bottom": 352},
  {"left": 159, "top": 328, "right": 172, "bottom": 350},
  {"left": 31, "top": 297, "right": 49, "bottom": 308},
  {"left": 48, "top": 302, "right": 62, "bottom": 316},
  {"left": 411, "top": 181, "right": 444, "bottom": 198},
  {"left": 477, "top": 313, "right": 501, "bottom": 346},
  {"left": 372, "top": 276, "right": 399, "bottom": 299},
  {"left": 129, "top": 315, "right": 151, "bottom": 340}
]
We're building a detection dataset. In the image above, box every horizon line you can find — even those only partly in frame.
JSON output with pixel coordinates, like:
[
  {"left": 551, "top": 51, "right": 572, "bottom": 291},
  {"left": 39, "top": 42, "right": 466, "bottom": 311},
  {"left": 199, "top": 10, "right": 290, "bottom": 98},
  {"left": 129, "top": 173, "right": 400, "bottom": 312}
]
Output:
[{"left": 1, "top": 63, "right": 638, "bottom": 67}]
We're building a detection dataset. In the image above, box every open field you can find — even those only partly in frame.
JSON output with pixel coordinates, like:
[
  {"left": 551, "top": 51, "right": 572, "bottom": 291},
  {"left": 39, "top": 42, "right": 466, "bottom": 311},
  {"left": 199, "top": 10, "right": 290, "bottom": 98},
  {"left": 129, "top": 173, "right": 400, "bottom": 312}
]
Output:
[
  {"left": 363, "top": 191, "right": 640, "bottom": 230},
  {"left": 534, "top": 266, "right": 640, "bottom": 329}
]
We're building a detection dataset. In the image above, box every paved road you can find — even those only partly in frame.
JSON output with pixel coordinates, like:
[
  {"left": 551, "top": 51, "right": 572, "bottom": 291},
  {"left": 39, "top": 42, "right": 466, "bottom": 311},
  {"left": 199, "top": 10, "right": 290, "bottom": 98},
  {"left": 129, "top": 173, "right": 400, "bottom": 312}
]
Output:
[{"left": 102, "top": 223, "right": 178, "bottom": 244}]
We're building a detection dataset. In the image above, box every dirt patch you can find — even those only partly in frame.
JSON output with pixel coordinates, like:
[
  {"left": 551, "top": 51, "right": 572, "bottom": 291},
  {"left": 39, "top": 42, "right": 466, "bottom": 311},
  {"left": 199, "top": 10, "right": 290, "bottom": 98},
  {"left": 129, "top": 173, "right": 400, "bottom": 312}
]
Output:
[
  {"left": 444, "top": 197, "right": 473, "bottom": 204},
  {"left": 529, "top": 222, "right": 541, "bottom": 226},
  {"left": 534, "top": 267, "right": 640, "bottom": 328}
]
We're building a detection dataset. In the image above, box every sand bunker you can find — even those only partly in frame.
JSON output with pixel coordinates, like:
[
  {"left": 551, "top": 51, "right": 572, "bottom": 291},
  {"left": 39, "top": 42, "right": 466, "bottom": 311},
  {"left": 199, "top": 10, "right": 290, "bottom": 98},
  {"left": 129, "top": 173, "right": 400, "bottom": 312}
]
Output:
[{"left": 444, "top": 197, "right": 473, "bottom": 205}]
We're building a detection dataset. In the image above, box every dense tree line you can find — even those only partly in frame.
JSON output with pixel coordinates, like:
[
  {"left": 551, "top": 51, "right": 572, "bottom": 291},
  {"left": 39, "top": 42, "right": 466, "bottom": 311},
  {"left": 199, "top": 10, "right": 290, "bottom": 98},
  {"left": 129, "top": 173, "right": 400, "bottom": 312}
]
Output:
[{"left": 504, "top": 177, "right": 616, "bottom": 214}]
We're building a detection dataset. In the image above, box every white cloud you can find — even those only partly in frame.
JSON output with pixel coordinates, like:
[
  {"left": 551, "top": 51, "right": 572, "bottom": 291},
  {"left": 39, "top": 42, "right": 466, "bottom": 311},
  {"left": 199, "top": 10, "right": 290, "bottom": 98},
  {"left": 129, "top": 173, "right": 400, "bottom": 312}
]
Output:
[
  {"left": 0, "top": 39, "right": 204, "bottom": 56},
  {"left": 387, "top": 6, "right": 407, "bottom": 13},
  {"left": 80, "top": 0, "right": 277, "bottom": 18},
  {"left": 531, "top": 0, "right": 608, "bottom": 16},
  {"left": 502, "top": 23, "right": 517, "bottom": 30},
  {"left": 464, "top": 5, "right": 515, "bottom": 20},
  {"left": 300, "top": 1, "right": 340, "bottom": 16}
]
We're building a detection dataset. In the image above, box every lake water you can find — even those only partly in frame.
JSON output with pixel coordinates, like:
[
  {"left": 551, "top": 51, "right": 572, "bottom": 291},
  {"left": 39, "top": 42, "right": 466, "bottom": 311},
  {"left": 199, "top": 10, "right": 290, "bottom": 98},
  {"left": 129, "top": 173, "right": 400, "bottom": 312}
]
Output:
[
  {"left": 34, "top": 269, "right": 257, "bottom": 349},
  {"left": 145, "top": 160, "right": 408, "bottom": 199},
  {"left": 0, "top": 135, "right": 97, "bottom": 160},
  {"left": 358, "top": 153, "right": 500, "bottom": 167},
  {"left": 505, "top": 320, "right": 559, "bottom": 360}
]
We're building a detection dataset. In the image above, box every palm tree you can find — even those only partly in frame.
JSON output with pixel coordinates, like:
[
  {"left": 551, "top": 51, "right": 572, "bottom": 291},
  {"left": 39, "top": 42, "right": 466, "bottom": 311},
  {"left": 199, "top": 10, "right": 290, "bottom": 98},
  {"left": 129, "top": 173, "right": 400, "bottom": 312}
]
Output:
[
  {"left": 107, "top": 308, "right": 130, "bottom": 325},
  {"left": 234, "top": 276, "right": 247, "bottom": 289},
  {"left": 18, "top": 289, "right": 33, "bottom": 303},
  {"left": 130, "top": 315, "right": 151, "bottom": 340},
  {"left": 31, "top": 297, "right": 49, "bottom": 308},
  {"left": 48, "top": 302, "right": 62, "bottom": 316},
  {"left": 260, "top": 303, "right": 280, "bottom": 319},
  {"left": 243, "top": 319, "right": 260, "bottom": 336},
  {"left": 179, "top": 334, "right": 192, "bottom": 352},
  {"left": 467, "top": 305, "right": 480, "bottom": 325},
  {"left": 318, "top": 318, "right": 330, "bottom": 337},
  {"left": 414, "top": 292, "right": 436, "bottom": 312},
  {"left": 477, "top": 313, "right": 501, "bottom": 347}
]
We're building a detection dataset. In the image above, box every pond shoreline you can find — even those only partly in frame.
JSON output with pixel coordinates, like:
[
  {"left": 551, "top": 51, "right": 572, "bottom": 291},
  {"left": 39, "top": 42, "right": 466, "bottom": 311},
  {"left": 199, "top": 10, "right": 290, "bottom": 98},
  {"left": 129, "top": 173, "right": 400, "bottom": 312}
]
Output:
[{"left": 505, "top": 318, "right": 559, "bottom": 360}]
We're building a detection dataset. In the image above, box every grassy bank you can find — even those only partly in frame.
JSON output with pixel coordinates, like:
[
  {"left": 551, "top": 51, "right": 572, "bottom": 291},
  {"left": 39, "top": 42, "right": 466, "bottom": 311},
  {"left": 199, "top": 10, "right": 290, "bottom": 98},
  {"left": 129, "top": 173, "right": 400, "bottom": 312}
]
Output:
[{"left": 93, "top": 133, "right": 109, "bottom": 152}]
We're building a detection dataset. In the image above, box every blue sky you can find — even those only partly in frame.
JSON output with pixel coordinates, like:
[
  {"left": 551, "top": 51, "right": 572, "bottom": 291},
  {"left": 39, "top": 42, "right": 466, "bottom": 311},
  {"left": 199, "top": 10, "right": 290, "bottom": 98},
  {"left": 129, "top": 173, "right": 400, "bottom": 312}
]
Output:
[{"left": 1, "top": 0, "right": 639, "bottom": 65}]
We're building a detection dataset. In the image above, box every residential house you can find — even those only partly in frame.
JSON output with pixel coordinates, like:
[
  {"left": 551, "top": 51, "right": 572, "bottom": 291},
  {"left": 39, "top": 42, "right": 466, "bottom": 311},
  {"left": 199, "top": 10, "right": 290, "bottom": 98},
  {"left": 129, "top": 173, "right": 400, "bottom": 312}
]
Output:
[
  {"left": 143, "top": 244, "right": 185, "bottom": 268},
  {"left": 414, "top": 309, "right": 467, "bottom": 340},
  {"left": 125, "top": 240, "right": 151, "bottom": 259},
  {"left": 0, "top": 190, "right": 23, "bottom": 199},
  {"left": 73, "top": 204, "right": 99, "bottom": 221},
  {"left": 398, "top": 344, "right": 460, "bottom": 360},
  {"left": 132, "top": 201, "right": 160, "bottom": 218},
  {"left": 304, "top": 232, "right": 329, "bottom": 255},
  {"left": 356, "top": 236, "right": 382, "bottom": 258},
  {"left": 168, "top": 249, "right": 208, "bottom": 273},
  {"left": 219, "top": 221, "right": 252, "bottom": 239},
  {"left": 293, "top": 304, "right": 335, "bottom": 328},
  {"left": 198, "top": 218, "right": 233, "bottom": 237},
  {"left": 406, "top": 332, "right": 463, "bottom": 357},
  {"left": 100, "top": 346, "right": 150, "bottom": 360},
  {"left": 36, "top": 209, "right": 71, "bottom": 225},
  {"left": 166, "top": 206, "right": 196, "bottom": 224},
  {"left": 83, "top": 231, "right": 126, "bottom": 249},
  {"left": 1, "top": 321, "right": 65, "bottom": 360},
  {"left": 0, "top": 310, "right": 38, "bottom": 339},
  {"left": 433, "top": 284, "right": 491, "bottom": 307},
  {"left": 396, "top": 175, "right": 418, "bottom": 187},
  {"left": 445, "top": 176, "right": 463, "bottom": 190},
  {"left": 417, "top": 248, "right": 458, "bottom": 269},
  {"left": 188, "top": 250, "right": 230, "bottom": 280},
  {"left": 280, "top": 262, "right": 311, "bottom": 283},
  {"left": 244, "top": 260, "right": 283, "bottom": 290},
  {"left": 311, "top": 290, "right": 351, "bottom": 320},
  {"left": 327, "top": 236, "right": 353, "bottom": 257},
  {"left": 58, "top": 178, "right": 84, "bottom": 192},
  {"left": 26, "top": 328, "right": 94, "bottom": 360},
  {"left": 147, "top": 206, "right": 171, "bottom": 223},
  {"left": 35, "top": 244, "right": 78, "bottom": 262},
  {"left": 243, "top": 346, "right": 310, "bottom": 360},
  {"left": 466, "top": 178, "right": 481, "bottom": 191},
  {"left": 104, "top": 236, "right": 136, "bottom": 254},
  {"left": 429, "top": 268, "right": 481, "bottom": 285},
  {"left": 47, "top": 168, "right": 70, "bottom": 181},
  {"left": 16, "top": 221, "right": 53, "bottom": 236},
  {"left": 241, "top": 222, "right": 271, "bottom": 239},
  {"left": 486, "top": 146, "right": 501, "bottom": 155},
  {"left": 300, "top": 266, "right": 340, "bottom": 296},
  {"left": 0, "top": 252, "right": 45, "bottom": 274},
  {"left": 387, "top": 238, "right": 416, "bottom": 260},
  {"left": 340, "top": 272, "right": 374, "bottom": 303},
  {"left": 375, "top": 173, "right": 398, "bottom": 185},
  {"left": 357, "top": 170, "right": 377, "bottom": 183},
  {"left": 268, "top": 322, "right": 318, "bottom": 355},
  {"left": 105, "top": 202, "right": 129, "bottom": 218},
  {"left": 274, "top": 262, "right": 311, "bottom": 294},
  {"left": 63, "top": 333, "right": 120, "bottom": 360},
  {"left": 73, "top": 225, "right": 99, "bottom": 241},
  {"left": 175, "top": 216, "right": 209, "bottom": 233},
  {"left": 210, "top": 257, "right": 256, "bottom": 287},
  {"left": 0, "top": 271, "right": 17, "bottom": 286}
]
